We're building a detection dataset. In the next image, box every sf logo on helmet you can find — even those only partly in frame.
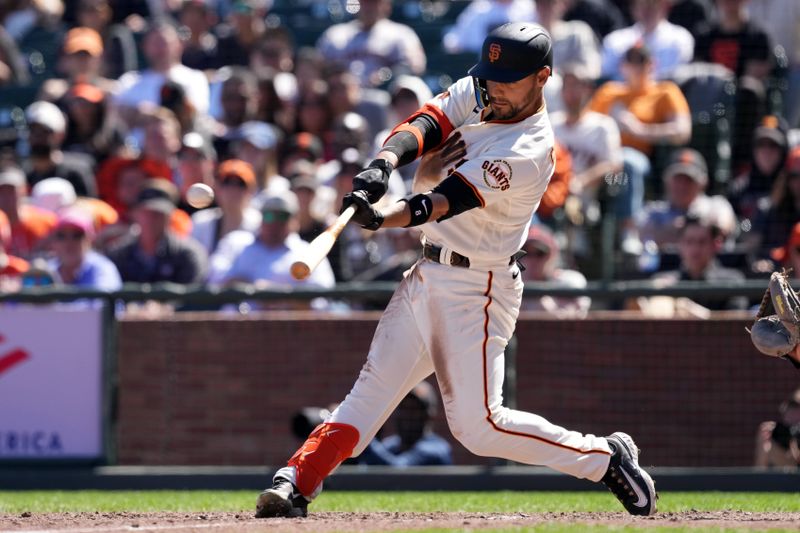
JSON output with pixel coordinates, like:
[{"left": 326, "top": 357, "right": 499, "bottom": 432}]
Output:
[{"left": 489, "top": 43, "right": 502, "bottom": 63}]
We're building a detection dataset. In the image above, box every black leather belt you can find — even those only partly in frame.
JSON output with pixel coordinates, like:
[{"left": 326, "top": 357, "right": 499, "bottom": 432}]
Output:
[{"left": 423, "top": 243, "right": 526, "bottom": 270}]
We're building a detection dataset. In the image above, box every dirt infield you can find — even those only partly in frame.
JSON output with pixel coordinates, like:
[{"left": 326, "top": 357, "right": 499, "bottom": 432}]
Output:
[{"left": 2, "top": 511, "right": 800, "bottom": 532}]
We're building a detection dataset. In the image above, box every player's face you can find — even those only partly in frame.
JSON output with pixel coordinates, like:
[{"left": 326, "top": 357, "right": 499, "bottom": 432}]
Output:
[{"left": 485, "top": 68, "right": 549, "bottom": 121}]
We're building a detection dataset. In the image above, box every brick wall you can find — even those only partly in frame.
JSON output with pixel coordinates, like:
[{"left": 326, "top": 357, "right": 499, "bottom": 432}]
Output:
[{"left": 116, "top": 312, "right": 799, "bottom": 467}]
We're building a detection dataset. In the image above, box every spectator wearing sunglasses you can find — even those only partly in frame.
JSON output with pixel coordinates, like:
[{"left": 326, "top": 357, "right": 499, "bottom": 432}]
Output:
[
  {"left": 48, "top": 210, "right": 121, "bottom": 290},
  {"left": 222, "top": 190, "right": 334, "bottom": 292},
  {"left": 520, "top": 224, "right": 591, "bottom": 317}
]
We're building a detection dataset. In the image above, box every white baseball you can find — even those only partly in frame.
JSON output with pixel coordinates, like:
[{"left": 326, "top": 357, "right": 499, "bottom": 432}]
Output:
[{"left": 186, "top": 183, "right": 215, "bottom": 208}]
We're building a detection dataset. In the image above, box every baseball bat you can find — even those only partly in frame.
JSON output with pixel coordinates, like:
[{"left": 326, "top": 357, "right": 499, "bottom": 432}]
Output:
[{"left": 291, "top": 205, "right": 357, "bottom": 280}]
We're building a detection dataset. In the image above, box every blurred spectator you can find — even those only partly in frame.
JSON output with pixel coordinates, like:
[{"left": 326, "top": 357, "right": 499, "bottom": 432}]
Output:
[
  {"left": 695, "top": 0, "right": 772, "bottom": 172},
  {"left": 520, "top": 224, "right": 591, "bottom": 317},
  {"left": 0, "top": 166, "right": 57, "bottom": 259},
  {"left": 248, "top": 26, "right": 295, "bottom": 74},
  {"left": 357, "top": 381, "right": 453, "bottom": 466},
  {"left": 176, "top": 132, "right": 216, "bottom": 212},
  {"left": 140, "top": 107, "right": 182, "bottom": 178},
  {"left": 47, "top": 209, "right": 121, "bottom": 290},
  {"left": 601, "top": 0, "right": 694, "bottom": 81},
  {"left": 316, "top": 0, "right": 426, "bottom": 87},
  {"left": 223, "top": 190, "right": 335, "bottom": 290},
  {"left": 76, "top": 0, "right": 137, "bottom": 79},
  {"left": 638, "top": 148, "right": 737, "bottom": 251},
  {"left": 535, "top": 0, "right": 601, "bottom": 80},
  {"left": 668, "top": 0, "right": 713, "bottom": 38},
  {"left": 747, "top": 0, "right": 800, "bottom": 127},
  {"left": 551, "top": 64, "right": 623, "bottom": 249},
  {"left": 755, "top": 387, "right": 800, "bottom": 468},
  {"left": 748, "top": 146, "right": 800, "bottom": 257},
  {"left": 0, "top": 210, "right": 29, "bottom": 292},
  {"left": 0, "top": 24, "right": 29, "bottom": 86},
  {"left": 651, "top": 215, "right": 747, "bottom": 310},
  {"left": 106, "top": 179, "right": 206, "bottom": 283},
  {"left": 290, "top": 172, "right": 326, "bottom": 244},
  {"left": 564, "top": 0, "right": 625, "bottom": 41},
  {"left": 42, "top": 26, "right": 112, "bottom": 101},
  {"left": 115, "top": 20, "right": 210, "bottom": 124},
  {"left": 178, "top": 0, "right": 220, "bottom": 71},
  {"left": 695, "top": 0, "right": 772, "bottom": 80},
  {"left": 231, "top": 121, "right": 288, "bottom": 193},
  {"left": 728, "top": 116, "right": 789, "bottom": 220},
  {"left": 295, "top": 80, "right": 334, "bottom": 142},
  {"left": 62, "top": 82, "right": 123, "bottom": 164},
  {"left": 589, "top": 44, "right": 692, "bottom": 253},
  {"left": 215, "top": 0, "right": 270, "bottom": 68},
  {"left": 193, "top": 159, "right": 261, "bottom": 284},
  {"left": 326, "top": 67, "right": 389, "bottom": 141},
  {"left": 770, "top": 222, "right": 800, "bottom": 276},
  {"left": 293, "top": 46, "right": 325, "bottom": 96},
  {"left": 443, "top": 0, "right": 536, "bottom": 53},
  {"left": 214, "top": 67, "right": 259, "bottom": 147},
  {"left": 253, "top": 67, "right": 296, "bottom": 136},
  {"left": 192, "top": 159, "right": 259, "bottom": 254},
  {"left": 24, "top": 100, "right": 97, "bottom": 197},
  {"left": 279, "top": 133, "right": 324, "bottom": 179}
]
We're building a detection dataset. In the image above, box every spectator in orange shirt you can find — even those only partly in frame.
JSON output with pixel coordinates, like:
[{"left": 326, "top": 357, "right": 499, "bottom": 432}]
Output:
[
  {"left": 0, "top": 166, "right": 57, "bottom": 259},
  {"left": 588, "top": 43, "right": 691, "bottom": 254}
]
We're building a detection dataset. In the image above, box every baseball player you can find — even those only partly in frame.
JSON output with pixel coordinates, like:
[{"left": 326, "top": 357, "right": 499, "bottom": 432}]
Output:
[{"left": 256, "top": 23, "right": 657, "bottom": 518}]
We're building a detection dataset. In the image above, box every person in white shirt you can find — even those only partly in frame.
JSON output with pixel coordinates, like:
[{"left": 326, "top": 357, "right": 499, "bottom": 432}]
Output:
[
  {"left": 223, "top": 190, "right": 335, "bottom": 290},
  {"left": 601, "top": 0, "right": 694, "bottom": 80},
  {"left": 316, "top": 0, "right": 426, "bottom": 87},
  {"left": 115, "top": 20, "right": 210, "bottom": 125},
  {"left": 192, "top": 159, "right": 261, "bottom": 283}
]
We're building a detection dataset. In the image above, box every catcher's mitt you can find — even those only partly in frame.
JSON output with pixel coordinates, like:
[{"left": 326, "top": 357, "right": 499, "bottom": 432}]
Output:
[{"left": 749, "top": 270, "right": 800, "bottom": 368}]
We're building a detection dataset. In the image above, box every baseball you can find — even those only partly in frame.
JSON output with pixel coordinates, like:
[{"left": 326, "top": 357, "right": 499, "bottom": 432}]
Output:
[{"left": 186, "top": 183, "right": 214, "bottom": 208}]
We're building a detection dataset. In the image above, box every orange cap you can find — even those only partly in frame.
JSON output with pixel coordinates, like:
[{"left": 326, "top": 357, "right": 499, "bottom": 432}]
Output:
[
  {"left": 63, "top": 27, "right": 104, "bottom": 57},
  {"left": 69, "top": 83, "right": 105, "bottom": 104},
  {"left": 771, "top": 221, "right": 800, "bottom": 264},
  {"left": 217, "top": 159, "right": 256, "bottom": 188}
]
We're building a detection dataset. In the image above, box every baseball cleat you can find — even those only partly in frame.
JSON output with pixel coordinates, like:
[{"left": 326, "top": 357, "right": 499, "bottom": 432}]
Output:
[
  {"left": 602, "top": 432, "right": 658, "bottom": 516},
  {"left": 254, "top": 478, "right": 308, "bottom": 518}
]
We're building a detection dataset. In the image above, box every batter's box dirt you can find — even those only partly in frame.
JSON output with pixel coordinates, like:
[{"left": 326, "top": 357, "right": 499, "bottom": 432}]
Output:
[{"left": 2, "top": 511, "right": 800, "bottom": 532}]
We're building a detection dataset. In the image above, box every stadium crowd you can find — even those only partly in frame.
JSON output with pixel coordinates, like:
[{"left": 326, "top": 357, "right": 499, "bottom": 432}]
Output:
[{"left": 0, "top": 0, "right": 798, "bottom": 314}]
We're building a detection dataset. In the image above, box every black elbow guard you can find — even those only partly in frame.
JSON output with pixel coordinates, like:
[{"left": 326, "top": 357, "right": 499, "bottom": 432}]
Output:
[
  {"left": 432, "top": 173, "right": 483, "bottom": 221},
  {"left": 382, "top": 113, "right": 444, "bottom": 166}
]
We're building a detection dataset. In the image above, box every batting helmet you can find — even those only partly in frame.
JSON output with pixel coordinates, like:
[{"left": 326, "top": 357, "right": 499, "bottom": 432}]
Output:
[{"left": 468, "top": 22, "right": 553, "bottom": 83}]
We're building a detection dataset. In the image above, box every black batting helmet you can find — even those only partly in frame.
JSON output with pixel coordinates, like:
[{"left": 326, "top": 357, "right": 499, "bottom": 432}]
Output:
[{"left": 468, "top": 22, "right": 553, "bottom": 83}]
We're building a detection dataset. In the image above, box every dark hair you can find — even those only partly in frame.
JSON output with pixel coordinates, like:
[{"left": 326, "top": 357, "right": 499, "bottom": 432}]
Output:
[{"left": 678, "top": 214, "right": 721, "bottom": 240}]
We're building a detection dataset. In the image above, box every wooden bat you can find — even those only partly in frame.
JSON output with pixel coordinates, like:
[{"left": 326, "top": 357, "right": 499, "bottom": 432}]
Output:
[{"left": 291, "top": 205, "right": 356, "bottom": 280}]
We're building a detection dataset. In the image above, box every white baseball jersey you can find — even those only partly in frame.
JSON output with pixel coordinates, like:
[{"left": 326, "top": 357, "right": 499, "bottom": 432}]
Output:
[
  {"left": 273, "top": 75, "right": 613, "bottom": 501},
  {"left": 419, "top": 76, "right": 556, "bottom": 263}
]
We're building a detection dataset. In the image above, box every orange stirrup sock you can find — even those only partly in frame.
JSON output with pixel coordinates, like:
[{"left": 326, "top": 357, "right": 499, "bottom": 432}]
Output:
[{"left": 287, "top": 422, "right": 360, "bottom": 497}]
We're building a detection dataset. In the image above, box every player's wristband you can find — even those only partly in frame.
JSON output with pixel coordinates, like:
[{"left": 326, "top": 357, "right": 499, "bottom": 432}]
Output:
[{"left": 399, "top": 194, "right": 434, "bottom": 227}]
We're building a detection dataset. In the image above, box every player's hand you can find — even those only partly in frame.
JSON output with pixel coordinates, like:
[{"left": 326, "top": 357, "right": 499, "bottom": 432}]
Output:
[
  {"left": 353, "top": 159, "right": 393, "bottom": 204},
  {"left": 341, "top": 190, "right": 384, "bottom": 231},
  {"left": 413, "top": 132, "right": 466, "bottom": 193}
]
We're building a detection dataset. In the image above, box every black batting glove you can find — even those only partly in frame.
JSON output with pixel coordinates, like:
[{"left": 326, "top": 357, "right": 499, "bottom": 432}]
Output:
[
  {"left": 353, "top": 159, "right": 394, "bottom": 204},
  {"left": 341, "top": 190, "right": 384, "bottom": 231}
]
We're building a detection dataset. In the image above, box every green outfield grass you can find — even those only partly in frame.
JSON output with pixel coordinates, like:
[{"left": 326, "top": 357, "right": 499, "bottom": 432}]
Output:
[{"left": 0, "top": 491, "right": 798, "bottom": 514}]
